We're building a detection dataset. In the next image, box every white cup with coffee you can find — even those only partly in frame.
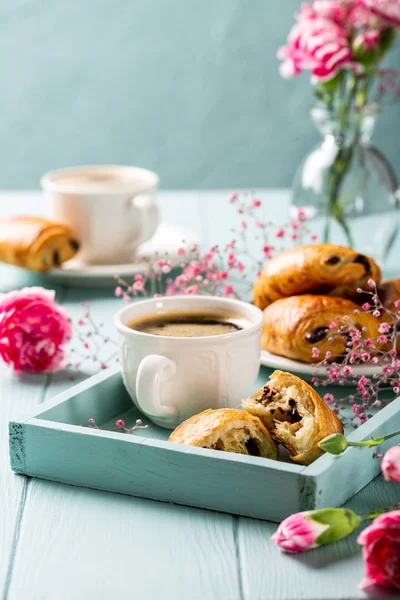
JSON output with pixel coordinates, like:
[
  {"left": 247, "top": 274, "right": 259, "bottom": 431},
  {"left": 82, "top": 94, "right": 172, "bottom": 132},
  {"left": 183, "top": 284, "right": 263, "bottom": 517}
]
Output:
[
  {"left": 41, "top": 165, "right": 159, "bottom": 264},
  {"left": 114, "top": 295, "right": 263, "bottom": 429}
]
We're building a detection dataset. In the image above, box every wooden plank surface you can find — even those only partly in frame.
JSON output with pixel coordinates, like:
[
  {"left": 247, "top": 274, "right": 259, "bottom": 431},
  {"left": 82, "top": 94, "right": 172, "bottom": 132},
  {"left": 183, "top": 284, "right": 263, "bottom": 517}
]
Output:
[{"left": 1, "top": 191, "right": 399, "bottom": 600}]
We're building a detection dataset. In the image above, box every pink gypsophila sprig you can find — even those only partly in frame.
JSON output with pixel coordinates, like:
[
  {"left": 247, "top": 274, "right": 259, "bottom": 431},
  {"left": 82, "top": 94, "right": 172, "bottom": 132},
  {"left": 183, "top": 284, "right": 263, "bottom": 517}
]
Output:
[
  {"left": 312, "top": 282, "right": 400, "bottom": 427},
  {"left": 0, "top": 287, "right": 71, "bottom": 373},
  {"left": 114, "top": 192, "right": 318, "bottom": 301}
]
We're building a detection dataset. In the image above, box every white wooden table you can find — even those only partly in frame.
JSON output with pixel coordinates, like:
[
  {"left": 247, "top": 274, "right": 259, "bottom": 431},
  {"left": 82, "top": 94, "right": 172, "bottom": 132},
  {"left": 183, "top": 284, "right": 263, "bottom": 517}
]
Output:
[{"left": 1, "top": 190, "right": 399, "bottom": 600}]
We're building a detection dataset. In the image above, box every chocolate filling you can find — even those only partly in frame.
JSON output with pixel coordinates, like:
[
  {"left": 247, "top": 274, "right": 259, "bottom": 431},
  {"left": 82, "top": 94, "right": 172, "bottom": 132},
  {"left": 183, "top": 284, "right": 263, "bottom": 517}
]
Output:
[
  {"left": 245, "top": 438, "right": 261, "bottom": 457},
  {"left": 326, "top": 255, "right": 340, "bottom": 265},
  {"left": 70, "top": 240, "right": 80, "bottom": 252},
  {"left": 353, "top": 254, "right": 371, "bottom": 274},
  {"left": 53, "top": 250, "right": 60, "bottom": 266},
  {"left": 305, "top": 327, "right": 329, "bottom": 344}
]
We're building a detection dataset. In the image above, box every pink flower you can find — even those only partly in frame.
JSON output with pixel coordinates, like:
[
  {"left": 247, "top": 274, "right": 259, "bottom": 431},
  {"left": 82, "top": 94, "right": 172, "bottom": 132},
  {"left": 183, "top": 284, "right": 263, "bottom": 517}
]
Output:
[
  {"left": 377, "top": 335, "right": 388, "bottom": 345},
  {"left": 368, "top": 278, "right": 376, "bottom": 288},
  {"left": 133, "top": 280, "right": 144, "bottom": 292},
  {"left": 278, "top": 14, "right": 354, "bottom": 82},
  {"left": 373, "top": 310, "right": 381, "bottom": 318},
  {"left": 276, "top": 228, "right": 285, "bottom": 238},
  {"left": 379, "top": 322, "right": 391, "bottom": 333},
  {"left": 312, "top": 347, "right": 320, "bottom": 358},
  {"left": 263, "top": 245, "right": 274, "bottom": 258},
  {"left": 229, "top": 192, "right": 238, "bottom": 203},
  {"left": 115, "top": 286, "right": 123, "bottom": 297},
  {"left": 272, "top": 512, "right": 329, "bottom": 553},
  {"left": 395, "top": 300, "right": 400, "bottom": 309},
  {"left": 273, "top": 508, "right": 360, "bottom": 553},
  {"left": 362, "top": 302, "right": 370, "bottom": 311},
  {"left": 324, "top": 393, "right": 334, "bottom": 404},
  {"left": 353, "top": 30, "right": 381, "bottom": 52},
  {"left": 298, "top": 208, "right": 307, "bottom": 221},
  {"left": 381, "top": 445, "right": 400, "bottom": 482},
  {"left": 177, "top": 248, "right": 186, "bottom": 256},
  {"left": 224, "top": 284, "right": 234, "bottom": 296},
  {"left": 116, "top": 419, "right": 125, "bottom": 429},
  {"left": 329, "top": 321, "right": 338, "bottom": 329},
  {"left": 252, "top": 198, "right": 261, "bottom": 208},
  {"left": 88, "top": 418, "right": 95, "bottom": 425},
  {"left": 311, "top": 234, "right": 318, "bottom": 241},
  {"left": 0, "top": 287, "right": 71, "bottom": 373},
  {"left": 358, "top": 511, "right": 400, "bottom": 591},
  {"left": 361, "top": 0, "right": 400, "bottom": 27}
]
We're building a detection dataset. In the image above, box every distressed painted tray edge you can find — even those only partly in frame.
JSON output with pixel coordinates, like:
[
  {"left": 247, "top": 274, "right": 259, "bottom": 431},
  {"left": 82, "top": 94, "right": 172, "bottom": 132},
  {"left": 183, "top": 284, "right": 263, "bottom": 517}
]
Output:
[{"left": 8, "top": 367, "right": 400, "bottom": 522}]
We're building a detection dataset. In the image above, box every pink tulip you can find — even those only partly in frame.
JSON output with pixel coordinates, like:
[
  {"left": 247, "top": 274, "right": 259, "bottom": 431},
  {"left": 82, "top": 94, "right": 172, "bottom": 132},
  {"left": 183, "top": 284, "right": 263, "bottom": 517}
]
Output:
[
  {"left": 381, "top": 445, "right": 400, "bottom": 482},
  {"left": 0, "top": 287, "right": 71, "bottom": 373},
  {"left": 358, "top": 511, "right": 400, "bottom": 591}
]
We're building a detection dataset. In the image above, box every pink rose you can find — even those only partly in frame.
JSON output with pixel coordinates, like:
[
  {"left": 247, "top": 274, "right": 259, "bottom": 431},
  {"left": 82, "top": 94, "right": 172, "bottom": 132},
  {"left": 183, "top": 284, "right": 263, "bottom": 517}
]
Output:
[
  {"left": 358, "top": 511, "right": 400, "bottom": 591},
  {"left": 361, "top": 0, "right": 400, "bottom": 27},
  {"left": 381, "top": 445, "right": 400, "bottom": 482},
  {"left": 278, "top": 15, "right": 354, "bottom": 82},
  {"left": 0, "top": 286, "right": 71, "bottom": 373}
]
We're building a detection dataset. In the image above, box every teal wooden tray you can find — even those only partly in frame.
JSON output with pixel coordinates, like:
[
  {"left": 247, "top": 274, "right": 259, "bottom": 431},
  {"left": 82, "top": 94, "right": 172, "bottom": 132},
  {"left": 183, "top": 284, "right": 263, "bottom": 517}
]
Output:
[{"left": 8, "top": 366, "right": 400, "bottom": 523}]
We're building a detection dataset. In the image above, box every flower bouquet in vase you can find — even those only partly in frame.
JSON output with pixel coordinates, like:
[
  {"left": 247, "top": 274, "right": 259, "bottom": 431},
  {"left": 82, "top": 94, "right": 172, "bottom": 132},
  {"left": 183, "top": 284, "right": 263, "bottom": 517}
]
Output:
[{"left": 279, "top": 0, "right": 400, "bottom": 264}]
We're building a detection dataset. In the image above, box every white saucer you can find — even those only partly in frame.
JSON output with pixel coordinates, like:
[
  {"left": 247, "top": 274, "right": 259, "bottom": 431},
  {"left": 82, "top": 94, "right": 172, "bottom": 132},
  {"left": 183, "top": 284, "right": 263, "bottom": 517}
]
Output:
[
  {"left": 260, "top": 349, "right": 381, "bottom": 380},
  {"left": 44, "top": 223, "right": 200, "bottom": 287}
]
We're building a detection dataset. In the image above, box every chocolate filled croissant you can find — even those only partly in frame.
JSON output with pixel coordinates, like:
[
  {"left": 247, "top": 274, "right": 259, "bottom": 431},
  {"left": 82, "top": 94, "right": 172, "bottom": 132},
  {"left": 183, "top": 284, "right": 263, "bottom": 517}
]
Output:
[
  {"left": 242, "top": 370, "right": 343, "bottom": 465},
  {"left": 0, "top": 216, "right": 80, "bottom": 272},
  {"left": 261, "top": 294, "right": 380, "bottom": 363},
  {"left": 253, "top": 243, "right": 381, "bottom": 310},
  {"left": 168, "top": 408, "right": 278, "bottom": 460}
]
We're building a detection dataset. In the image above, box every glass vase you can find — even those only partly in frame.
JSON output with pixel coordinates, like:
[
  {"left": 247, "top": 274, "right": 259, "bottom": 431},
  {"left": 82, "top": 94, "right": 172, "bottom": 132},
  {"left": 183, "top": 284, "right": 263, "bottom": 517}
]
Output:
[{"left": 291, "top": 104, "right": 399, "bottom": 265}]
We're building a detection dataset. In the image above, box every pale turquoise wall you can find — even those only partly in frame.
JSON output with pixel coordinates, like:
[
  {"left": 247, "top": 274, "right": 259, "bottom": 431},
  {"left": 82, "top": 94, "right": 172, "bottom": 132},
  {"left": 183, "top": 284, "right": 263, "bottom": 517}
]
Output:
[{"left": 0, "top": 0, "right": 399, "bottom": 189}]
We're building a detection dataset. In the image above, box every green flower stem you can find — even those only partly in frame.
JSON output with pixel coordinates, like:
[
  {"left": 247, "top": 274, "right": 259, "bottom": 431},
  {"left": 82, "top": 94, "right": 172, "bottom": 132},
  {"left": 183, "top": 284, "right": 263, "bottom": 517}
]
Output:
[
  {"left": 361, "top": 503, "right": 400, "bottom": 522},
  {"left": 347, "top": 428, "right": 400, "bottom": 448},
  {"left": 322, "top": 72, "right": 374, "bottom": 247}
]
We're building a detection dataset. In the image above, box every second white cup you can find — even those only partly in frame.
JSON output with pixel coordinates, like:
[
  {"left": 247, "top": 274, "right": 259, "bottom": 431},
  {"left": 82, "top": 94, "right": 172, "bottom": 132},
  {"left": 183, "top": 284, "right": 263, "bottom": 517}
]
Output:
[{"left": 41, "top": 165, "right": 159, "bottom": 265}]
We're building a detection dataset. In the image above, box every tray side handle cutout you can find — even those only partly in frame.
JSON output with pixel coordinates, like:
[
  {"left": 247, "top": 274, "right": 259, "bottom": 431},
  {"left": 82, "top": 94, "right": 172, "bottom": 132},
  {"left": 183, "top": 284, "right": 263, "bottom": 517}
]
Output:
[{"left": 9, "top": 422, "right": 26, "bottom": 473}]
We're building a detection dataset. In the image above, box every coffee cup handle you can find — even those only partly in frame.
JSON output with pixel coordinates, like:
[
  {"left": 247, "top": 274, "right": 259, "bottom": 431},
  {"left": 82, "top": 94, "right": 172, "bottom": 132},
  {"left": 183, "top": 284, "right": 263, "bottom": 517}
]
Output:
[
  {"left": 131, "top": 191, "right": 160, "bottom": 245},
  {"left": 136, "top": 354, "right": 178, "bottom": 420}
]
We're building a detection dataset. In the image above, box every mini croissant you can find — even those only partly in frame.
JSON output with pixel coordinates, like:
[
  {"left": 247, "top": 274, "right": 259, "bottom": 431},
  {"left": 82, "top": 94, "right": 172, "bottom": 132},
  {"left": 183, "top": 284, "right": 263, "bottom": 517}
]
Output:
[
  {"left": 169, "top": 408, "right": 278, "bottom": 460},
  {"left": 261, "top": 294, "right": 380, "bottom": 363},
  {"left": 253, "top": 243, "right": 381, "bottom": 310},
  {"left": 242, "top": 370, "right": 343, "bottom": 465},
  {"left": 0, "top": 216, "right": 80, "bottom": 272}
]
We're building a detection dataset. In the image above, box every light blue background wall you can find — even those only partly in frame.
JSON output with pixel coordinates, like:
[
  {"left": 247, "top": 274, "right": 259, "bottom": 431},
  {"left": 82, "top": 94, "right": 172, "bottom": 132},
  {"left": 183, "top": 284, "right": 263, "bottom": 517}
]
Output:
[{"left": 0, "top": 0, "right": 399, "bottom": 189}]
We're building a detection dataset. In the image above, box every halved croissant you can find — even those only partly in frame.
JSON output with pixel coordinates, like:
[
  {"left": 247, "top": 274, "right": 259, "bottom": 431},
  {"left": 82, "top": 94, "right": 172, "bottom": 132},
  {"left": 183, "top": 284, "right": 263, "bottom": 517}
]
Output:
[
  {"left": 169, "top": 408, "right": 278, "bottom": 460},
  {"left": 0, "top": 216, "right": 79, "bottom": 272},
  {"left": 253, "top": 243, "right": 381, "bottom": 310},
  {"left": 242, "top": 370, "right": 343, "bottom": 465},
  {"left": 261, "top": 294, "right": 380, "bottom": 363}
]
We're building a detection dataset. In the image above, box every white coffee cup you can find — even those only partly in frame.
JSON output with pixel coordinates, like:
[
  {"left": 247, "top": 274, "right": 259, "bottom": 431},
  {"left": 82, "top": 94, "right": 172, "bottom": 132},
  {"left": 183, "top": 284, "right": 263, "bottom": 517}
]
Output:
[
  {"left": 114, "top": 295, "right": 263, "bottom": 429},
  {"left": 41, "top": 165, "right": 159, "bottom": 264}
]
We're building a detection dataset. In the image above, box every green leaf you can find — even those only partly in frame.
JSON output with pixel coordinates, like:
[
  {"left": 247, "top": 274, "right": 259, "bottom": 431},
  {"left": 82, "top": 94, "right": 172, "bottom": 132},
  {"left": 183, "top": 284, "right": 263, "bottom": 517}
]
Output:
[{"left": 379, "top": 28, "right": 396, "bottom": 57}]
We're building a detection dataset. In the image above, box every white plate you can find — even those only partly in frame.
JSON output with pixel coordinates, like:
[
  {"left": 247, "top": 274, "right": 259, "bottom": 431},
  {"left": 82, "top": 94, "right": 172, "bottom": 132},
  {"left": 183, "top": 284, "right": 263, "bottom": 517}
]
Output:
[
  {"left": 43, "top": 224, "right": 200, "bottom": 286},
  {"left": 260, "top": 349, "right": 382, "bottom": 379}
]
